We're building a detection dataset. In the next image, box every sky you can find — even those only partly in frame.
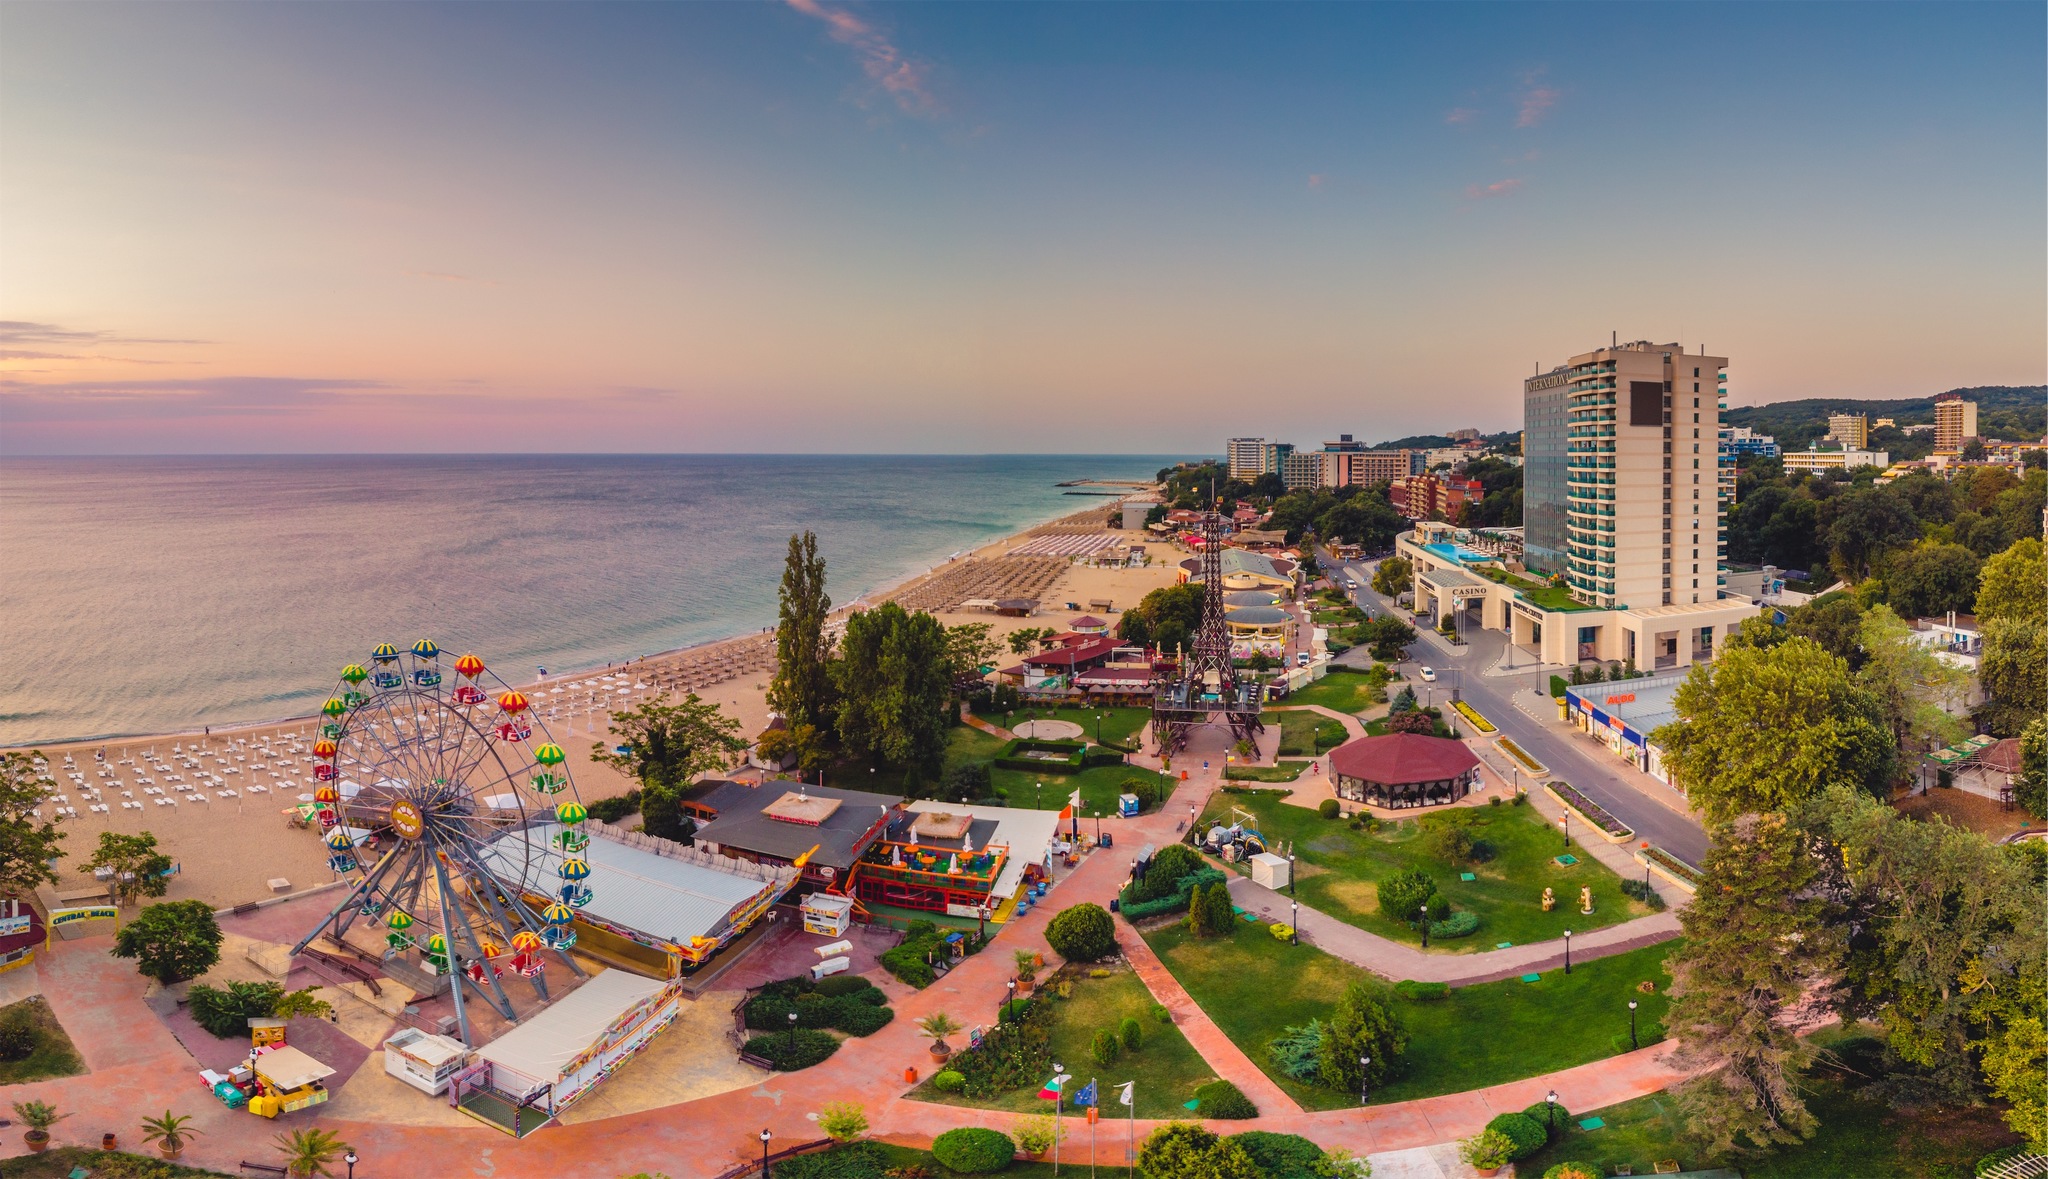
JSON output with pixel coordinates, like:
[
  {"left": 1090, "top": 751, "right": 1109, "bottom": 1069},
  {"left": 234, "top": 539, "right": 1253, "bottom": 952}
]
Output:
[{"left": 3, "top": 2, "right": 2043, "bottom": 455}]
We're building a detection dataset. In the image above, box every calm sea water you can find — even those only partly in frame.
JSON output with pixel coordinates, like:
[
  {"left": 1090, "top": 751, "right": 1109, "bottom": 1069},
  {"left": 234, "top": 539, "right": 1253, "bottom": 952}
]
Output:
[{"left": 0, "top": 455, "right": 1174, "bottom": 745}]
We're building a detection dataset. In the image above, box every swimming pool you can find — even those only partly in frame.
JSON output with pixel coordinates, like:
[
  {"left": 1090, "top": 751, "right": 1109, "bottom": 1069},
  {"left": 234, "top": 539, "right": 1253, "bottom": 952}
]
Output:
[{"left": 1422, "top": 542, "right": 1492, "bottom": 564}]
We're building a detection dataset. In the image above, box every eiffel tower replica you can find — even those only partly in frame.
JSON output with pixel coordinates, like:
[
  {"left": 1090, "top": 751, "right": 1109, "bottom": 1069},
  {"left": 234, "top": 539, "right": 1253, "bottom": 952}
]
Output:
[{"left": 1150, "top": 508, "right": 1264, "bottom": 757}]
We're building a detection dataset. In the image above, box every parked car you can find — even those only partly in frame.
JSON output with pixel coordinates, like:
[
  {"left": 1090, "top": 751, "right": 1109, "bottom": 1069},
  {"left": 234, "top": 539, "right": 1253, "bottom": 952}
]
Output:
[{"left": 1419, "top": 666, "right": 1437, "bottom": 682}]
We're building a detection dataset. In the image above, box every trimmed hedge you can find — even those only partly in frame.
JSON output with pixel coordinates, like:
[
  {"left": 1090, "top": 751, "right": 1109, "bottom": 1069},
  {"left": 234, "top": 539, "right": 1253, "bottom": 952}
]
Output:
[
  {"left": 773, "top": 1142, "right": 887, "bottom": 1179},
  {"left": 1394, "top": 979, "right": 1450, "bottom": 1002},
  {"left": 743, "top": 1028, "right": 839, "bottom": 1070},
  {"left": 1524, "top": 1100, "right": 1570, "bottom": 1139},
  {"left": 1318, "top": 798, "right": 1340, "bottom": 819},
  {"left": 814, "top": 975, "right": 877, "bottom": 999},
  {"left": 832, "top": 1002, "right": 895, "bottom": 1036},
  {"left": 743, "top": 976, "right": 894, "bottom": 1036},
  {"left": 1120, "top": 867, "right": 1227, "bottom": 921},
  {"left": 881, "top": 920, "right": 985, "bottom": 988},
  {"left": 1485, "top": 1112, "right": 1548, "bottom": 1160},
  {"left": 931, "top": 1127, "right": 1017, "bottom": 1174},
  {"left": 1229, "top": 1131, "right": 1328, "bottom": 1179},
  {"left": 931, "top": 1069, "right": 965, "bottom": 1092},
  {"left": 1193, "top": 1079, "right": 1258, "bottom": 1119},
  {"left": 1427, "top": 910, "right": 1481, "bottom": 939}
]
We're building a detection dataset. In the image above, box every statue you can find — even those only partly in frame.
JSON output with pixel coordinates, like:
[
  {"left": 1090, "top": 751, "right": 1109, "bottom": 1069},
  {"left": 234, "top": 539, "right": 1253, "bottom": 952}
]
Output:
[
  {"left": 1541, "top": 886, "right": 1555, "bottom": 912},
  {"left": 1579, "top": 886, "right": 1593, "bottom": 915}
]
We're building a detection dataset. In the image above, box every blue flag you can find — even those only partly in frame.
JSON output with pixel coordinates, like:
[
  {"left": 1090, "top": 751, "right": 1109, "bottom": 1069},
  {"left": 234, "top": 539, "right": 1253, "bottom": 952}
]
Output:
[{"left": 1074, "top": 1080, "right": 1098, "bottom": 1108}]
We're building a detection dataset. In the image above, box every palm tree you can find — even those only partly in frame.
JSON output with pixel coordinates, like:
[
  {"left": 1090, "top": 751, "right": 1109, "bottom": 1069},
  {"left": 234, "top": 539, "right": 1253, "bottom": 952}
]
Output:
[
  {"left": 141, "top": 1110, "right": 201, "bottom": 1158},
  {"left": 13, "top": 1099, "right": 66, "bottom": 1151},
  {"left": 274, "top": 1127, "right": 354, "bottom": 1178},
  {"left": 916, "top": 1011, "right": 962, "bottom": 1057}
]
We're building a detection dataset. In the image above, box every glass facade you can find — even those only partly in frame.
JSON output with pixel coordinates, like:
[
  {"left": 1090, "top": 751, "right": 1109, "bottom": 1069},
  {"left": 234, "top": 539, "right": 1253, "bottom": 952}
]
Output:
[{"left": 1522, "top": 369, "right": 1573, "bottom": 577}]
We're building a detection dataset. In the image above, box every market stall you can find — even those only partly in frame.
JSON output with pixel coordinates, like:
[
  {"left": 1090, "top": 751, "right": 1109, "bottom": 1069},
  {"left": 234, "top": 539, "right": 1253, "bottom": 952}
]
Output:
[{"left": 456, "top": 970, "right": 683, "bottom": 1132}]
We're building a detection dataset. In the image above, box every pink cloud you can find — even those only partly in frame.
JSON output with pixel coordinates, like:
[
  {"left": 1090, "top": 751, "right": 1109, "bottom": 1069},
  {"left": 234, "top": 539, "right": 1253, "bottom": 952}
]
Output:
[
  {"left": 1516, "top": 86, "right": 1560, "bottom": 128},
  {"left": 1464, "top": 178, "right": 1523, "bottom": 200},
  {"left": 1307, "top": 174, "right": 1327, "bottom": 189},
  {"left": 1444, "top": 107, "right": 1479, "bottom": 125},
  {"left": 784, "top": 0, "right": 942, "bottom": 117}
]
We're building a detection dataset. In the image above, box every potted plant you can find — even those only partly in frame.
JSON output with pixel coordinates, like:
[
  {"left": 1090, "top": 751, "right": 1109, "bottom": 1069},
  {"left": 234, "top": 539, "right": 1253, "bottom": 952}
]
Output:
[
  {"left": 1014, "top": 1114, "right": 1059, "bottom": 1160},
  {"left": 918, "top": 1011, "right": 962, "bottom": 1064},
  {"left": 1013, "top": 950, "right": 1039, "bottom": 995},
  {"left": 1459, "top": 1128, "right": 1514, "bottom": 1178},
  {"left": 142, "top": 1110, "right": 201, "bottom": 1160},
  {"left": 13, "top": 1100, "right": 67, "bottom": 1153},
  {"left": 274, "top": 1127, "right": 354, "bottom": 1178}
]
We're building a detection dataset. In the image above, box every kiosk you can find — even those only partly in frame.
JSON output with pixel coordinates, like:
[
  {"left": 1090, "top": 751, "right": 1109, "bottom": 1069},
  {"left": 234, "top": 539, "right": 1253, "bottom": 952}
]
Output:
[
  {"left": 800, "top": 894, "right": 854, "bottom": 937},
  {"left": 245, "top": 1045, "right": 336, "bottom": 1118}
]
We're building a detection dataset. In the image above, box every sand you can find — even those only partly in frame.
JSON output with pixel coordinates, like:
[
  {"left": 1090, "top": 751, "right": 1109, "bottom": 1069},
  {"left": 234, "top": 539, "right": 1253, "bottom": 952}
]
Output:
[{"left": 19, "top": 497, "right": 1183, "bottom": 912}]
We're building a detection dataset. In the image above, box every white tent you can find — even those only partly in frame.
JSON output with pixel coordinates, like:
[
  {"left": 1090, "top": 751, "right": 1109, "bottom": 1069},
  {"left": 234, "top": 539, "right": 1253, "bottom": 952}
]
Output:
[{"left": 474, "top": 970, "right": 679, "bottom": 1113}]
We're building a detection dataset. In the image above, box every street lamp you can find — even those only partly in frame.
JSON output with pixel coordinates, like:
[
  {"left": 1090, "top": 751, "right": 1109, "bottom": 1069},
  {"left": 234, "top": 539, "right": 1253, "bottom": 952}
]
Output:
[
  {"left": 787, "top": 1009, "right": 798, "bottom": 1051},
  {"left": 1287, "top": 852, "right": 1296, "bottom": 896},
  {"left": 1290, "top": 898, "right": 1298, "bottom": 945},
  {"left": 1563, "top": 929, "right": 1573, "bottom": 975},
  {"left": 345, "top": 1152, "right": 358, "bottom": 1179},
  {"left": 1007, "top": 979, "right": 1017, "bottom": 1023},
  {"left": 1094, "top": 809, "right": 1101, "bottom": 846},
  {"left": 1419, "top": 903, "right": 1430, "bottom": 949},
  {"left": 1096, "top": 712, "right": 1103, "bottom": 744},
  {"left": 1545, "top": 1090, "right": 1557, "bottom": 1136},
  {"left": 1628, "top": 999, "right": 1639, "bottom": 1049},
  {"left": 761, "top": 1128, "right": 773, "bottom": 1179},
  {"left": 1561, "top": 811, "right": 1570, "bottom": 849},
  {"left": 1037, "top": 780, "right": 1043, "bottom": 809},
  {"left": 1359, "top": 1056, "right": 1371, "bottom": 1106}
]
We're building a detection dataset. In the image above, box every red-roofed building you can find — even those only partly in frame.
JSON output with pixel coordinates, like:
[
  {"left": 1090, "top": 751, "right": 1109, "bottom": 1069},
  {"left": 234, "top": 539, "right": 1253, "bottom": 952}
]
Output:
[{"left": 1327, "top": 733, "right": 1480, "bottom": 809}]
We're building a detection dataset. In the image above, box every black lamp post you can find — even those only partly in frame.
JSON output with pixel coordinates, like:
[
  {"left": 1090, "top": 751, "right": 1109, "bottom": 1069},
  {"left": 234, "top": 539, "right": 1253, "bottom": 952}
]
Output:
[
  {"left": 1545, "top": 1090, "right": 1557, "bottom": 1136},
  {"left": 345, "top": 1152, "right": 358, "bottom": 1179},
  {"left": 1036, "top": 780, "right": 1043, "bottom": 809},
  {"left": 1563, "top": 928, "right": 1572, "bottom": 974},
  {"left": 761, "top": 1128, "right": 773, "bottom": 1179},
  {"left": 1562, "top": 812, "right": 1571, "bottom": 849},
  {"left": 1094, "top": 809, "right": 1101, "bottom": 845},
  {"left": 787, "top": 1009, "right": 797, "bottom": 1051},
  {"left": 1007, "top": 979, "right": 1017, "bottom": 1023},
  {"left": 1628, "top": 999, "right": 1639, "bottom": 1049},
  {"left": 1287, "top": 852, "right": 1296, "bottom": 896},
  {"left": 1290, "top": 898, "right": 1298, "bottom": 945},
  {"left": 1419, "top": 903, "right": 1430, "bottom": 949},
  {"left": 1096, "top": 712, "right": 1103, "bottom": 744},
  {"left": 1359, "top": 1056, "right": 1371, "bottom": 1106}
]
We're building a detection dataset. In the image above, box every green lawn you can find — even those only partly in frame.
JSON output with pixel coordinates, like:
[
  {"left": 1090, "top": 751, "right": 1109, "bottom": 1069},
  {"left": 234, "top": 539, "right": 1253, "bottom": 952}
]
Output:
[
  {"left": 1195, "top": 792, "right": 1652, "bottom": 951},
  {"left": 0, "top": 997, "right": 83, "bottom": 1085},
  {"left": 910, "top": 966, "right": 1219, "bottom": 1118},
  {"left": 979, "top": 704, "right": 1151, "bottom": 749},
  {"left": 1275, "top": 711, "right": 1348, "bottom": 756},
  {"left": 1143, "top": 920, "right": 1676, "bottom": 1112},
  {"left": 1277, "top": 669, "right": 1389, "bottom": 714},
  {"left": 1224, "top": 761, "right": 1312, "bottom": 783},
  {"left": 1519, "top": 1028, "right": 2020, "bottom": 1179},
  {"left": 994, "top": 762, "right": 1164, "bottom": 816}
]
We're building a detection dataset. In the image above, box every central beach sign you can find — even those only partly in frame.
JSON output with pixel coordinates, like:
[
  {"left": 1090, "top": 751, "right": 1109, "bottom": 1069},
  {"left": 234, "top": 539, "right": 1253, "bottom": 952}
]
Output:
[{"left": 45, "top": 905, "right": 119, "bottom": 947}]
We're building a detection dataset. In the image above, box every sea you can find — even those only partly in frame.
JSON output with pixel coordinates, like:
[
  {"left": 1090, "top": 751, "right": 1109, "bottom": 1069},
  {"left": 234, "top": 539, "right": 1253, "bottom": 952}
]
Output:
[{"left": 0, "top": 454, "right": 1178, "bottom": 746}]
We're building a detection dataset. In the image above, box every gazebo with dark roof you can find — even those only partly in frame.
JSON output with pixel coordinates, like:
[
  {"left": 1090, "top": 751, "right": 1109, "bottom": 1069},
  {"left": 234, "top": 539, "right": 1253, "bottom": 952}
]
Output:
[{"left": 1327, "top": 733, "right": 1480, "bottom": 809}]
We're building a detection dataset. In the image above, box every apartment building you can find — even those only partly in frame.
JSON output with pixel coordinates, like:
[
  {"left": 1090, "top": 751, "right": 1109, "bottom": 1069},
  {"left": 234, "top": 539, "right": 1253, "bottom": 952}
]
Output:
[
  {"left": 1389, "top": 473, "right": 1484, "bottom": 521},
  {"left": 1524, "top": 340, "right": 1727, "bottom": 610},
  {"left": 1934, "top": 394, "right": 1979, "bottom": 453},
  {"left": 1282, "top": 450, "right": 1325, "bottom": 491},
  {"left": 1826, "top": 413, "right": 1869, "bottom": 449},
  {"left": 1227, "top": 438, "right": 1270, "bottom": 480},
  {"left": 1720, "top": 426, "right": 1779, "bottom": 457},
  {"left": 1783, "top": 447, "right": 1890, "bottom": 473}
]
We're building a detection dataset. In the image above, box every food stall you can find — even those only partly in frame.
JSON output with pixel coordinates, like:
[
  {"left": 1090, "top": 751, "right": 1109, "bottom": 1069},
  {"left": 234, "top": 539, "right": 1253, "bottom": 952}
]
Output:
[
  {"left": 800, "top": 893, "right": 853, "bottom": 937},
  {"left": 245, "top": 1045, "right": 336, "bottom": 1118},
  {"left": 384, "top": 1027, "right": 473, "bottom": 1095}
]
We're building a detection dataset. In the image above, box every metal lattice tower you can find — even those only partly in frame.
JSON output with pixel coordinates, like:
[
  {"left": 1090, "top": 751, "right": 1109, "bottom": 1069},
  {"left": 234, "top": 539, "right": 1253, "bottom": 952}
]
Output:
[{"left": 1150, "top": 510, "right": 1264, "bottom": 756}]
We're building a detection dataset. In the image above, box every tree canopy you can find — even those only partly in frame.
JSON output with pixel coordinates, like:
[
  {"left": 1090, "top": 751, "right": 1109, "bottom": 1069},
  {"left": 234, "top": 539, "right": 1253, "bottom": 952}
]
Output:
[
  {"left": 593, "top": 694, "right": 746, "bottom": 841},
  {"left": 1118, "top": 583, "right": 1205, "bottom": 653},
  {"left": 833, "top": 601, "right": 953, "bottom": 775},
  {"left": 767, "top": 530, "right": 834, "bottom": 731},
  {"left": 0, "top": 752, "right": 65, "bottom": 901}
]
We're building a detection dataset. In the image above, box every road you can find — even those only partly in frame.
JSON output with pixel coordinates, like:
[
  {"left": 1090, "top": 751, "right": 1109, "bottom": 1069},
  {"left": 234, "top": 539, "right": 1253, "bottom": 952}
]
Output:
[{"left": 1318, "top": 551, "right": 1709, "bottom": 864}]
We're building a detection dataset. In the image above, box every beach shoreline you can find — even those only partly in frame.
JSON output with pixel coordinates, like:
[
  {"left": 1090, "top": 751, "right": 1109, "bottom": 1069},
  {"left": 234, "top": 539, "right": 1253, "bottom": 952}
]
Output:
[{"left": 10, "top": 494, "right": 1146, "bottom": 754}]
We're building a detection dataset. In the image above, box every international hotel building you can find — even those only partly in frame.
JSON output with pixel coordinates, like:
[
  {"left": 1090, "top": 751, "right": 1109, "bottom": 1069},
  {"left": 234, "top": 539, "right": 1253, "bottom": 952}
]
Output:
[{"left": 1395, "top": 341, "right": 1762, "bottom": 673}]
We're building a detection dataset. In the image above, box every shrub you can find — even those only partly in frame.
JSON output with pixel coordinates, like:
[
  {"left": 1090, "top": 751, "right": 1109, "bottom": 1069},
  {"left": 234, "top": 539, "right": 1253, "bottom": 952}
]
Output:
[
  {"left": 1459, "top": 1129, "right": 1515, "bottom": 1172},
  {"left": 1045, "top": 903, "right": 1117, "bottom": 962},
  {"left": 1419, "top": 820, "right": 1474, "bottom": 864},
  {"left": 818, "top": 1101, "right": 868, "bottom": 1143},
  {"left": 1138, "top": 1123, "right": 1257, "bottom": 1178},
  {"left": 833, "top": 1001, "right": 895, "bottom": 1037},
  {"left": 187, "top": 980, "right": 285, "bottom": 1039},
  {"left": 1192, "top": 1079, "right": 1257, "bottom": 1119},
  {"left": 743, "top": 1028, "right": 839, "bottom": 1070},
  {"left": 931, "top": 1127, "right": 1016, "bottom": 1174},
  {"left": 1120, "top": 867, "right": 1228, "bottom": 922},
  {"left": 814, "top": 975, "right": 876, "bottom": 998},
  {"left": 0, "top": 1008, "right": 33, "bottom": 1061},
  {"left": 1136, "top": 843, "right": 1204, "bottom": 902},
  {"left": 1151, "top": 1003, "right": 1172, "bottom": 1023},
  {"left": 1267, "top": 1020, "right": 1326, "bottom": 1082},
  {"left": 931, "top": 1069, "right": 965, "bottom": 1092},
  {"left": 585, "top": 790, "right": 642, "bottom": 823},
  {"left": 1227, "top": 1131, "right": 1328, "bottom": 1179},
  {"left": 1375, "top": 869, "right": 1435, "bottom": 923},
  {"left": 1484, "top": 1112, "right": 1547, "bottom": 1160},
  {"left": 1619, "top": 877, "right": 1668, "bottom": 911},
  {"left": 1544, "top": 1164, "right": 1601, "bottom": 1179},
  {"left": 1013, "top": 1114, "right": 1062, "bottom": 1156},
  {"left": 1393, "top": 979, "right": 1449, "bottom": 1002},
  {"left": 1119, "top": 1015, "right": 1143, "bottom": 1051},
  {"left": 1317, "top": 798, "right": 1340, "bottom": 819},
  {"left": 775, "top": 1142, "right": 888, "bottom": 1179},
  {"left": 1523, "top": 1100, "right": 1570, "bottom": 1138},
  {"left": 1427, "top": 910, "right": 1480, "bottom": 939},
  {"left": 1090, "top": 1028, "right": 1121, "bottom": 1066}
]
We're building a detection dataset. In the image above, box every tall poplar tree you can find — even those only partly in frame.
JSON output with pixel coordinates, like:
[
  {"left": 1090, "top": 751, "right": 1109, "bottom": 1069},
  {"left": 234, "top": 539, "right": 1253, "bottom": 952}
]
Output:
[
  {"left": 1667, "top": 812, "right": 1840, "bottom": 1154},
  {"left": 768, "top": 530, "right": 833, "bottom": 730}
]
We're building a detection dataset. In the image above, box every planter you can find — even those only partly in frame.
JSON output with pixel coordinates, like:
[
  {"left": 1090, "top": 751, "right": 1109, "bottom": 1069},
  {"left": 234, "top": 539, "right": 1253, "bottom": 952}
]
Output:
[
  {"left": 1015, "top": 977, "right": 1034, "bottom": 995},
  {"left": 160, "top": 1140, "right": 184, "bottom": 1160},
  {"left": 1475, "top": 1167, "right": 1500, "bottom": 1177},
  {"left": 1545, "top": 782, "right": 1634, "bottom": 842},
  {"left": 25, "top": 1130, "right": 48, "bottom": 1153},
  {"left": 1634, "top": 848, "right": 1702, "bottom": 894},
  {"left": 929, "top": 1042, "right": 953, "bottom": 1064}
]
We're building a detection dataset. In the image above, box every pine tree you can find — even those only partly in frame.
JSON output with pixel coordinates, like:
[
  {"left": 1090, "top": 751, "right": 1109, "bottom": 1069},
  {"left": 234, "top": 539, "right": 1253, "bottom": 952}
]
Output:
[
  {"left": 1666, "top": 812, "right": 1840, "bottom": 1154},
  {"left": 1316, "top": 980, "right": 1405, "bottom": 1093},
  {"left": 768, "top": 531, "right": 833, "bottom": 731}
]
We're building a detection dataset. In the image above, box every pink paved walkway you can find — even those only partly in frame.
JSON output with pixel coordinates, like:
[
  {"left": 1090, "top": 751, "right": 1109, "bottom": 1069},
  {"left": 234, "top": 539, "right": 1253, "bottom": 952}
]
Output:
[{"left": 0, "top": 729, "right": 1690, "bottom": 1178}]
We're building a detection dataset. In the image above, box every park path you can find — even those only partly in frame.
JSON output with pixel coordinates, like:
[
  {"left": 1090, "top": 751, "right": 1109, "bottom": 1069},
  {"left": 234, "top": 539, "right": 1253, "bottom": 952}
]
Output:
[{"left": 0, "top": 726, "right": 1693, "bottom": 1179}]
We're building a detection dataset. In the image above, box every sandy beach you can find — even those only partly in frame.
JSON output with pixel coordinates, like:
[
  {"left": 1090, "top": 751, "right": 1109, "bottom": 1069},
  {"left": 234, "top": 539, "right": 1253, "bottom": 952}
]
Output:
[{"left": 18, "top": 495, "right": 1182, "bottom": 913}]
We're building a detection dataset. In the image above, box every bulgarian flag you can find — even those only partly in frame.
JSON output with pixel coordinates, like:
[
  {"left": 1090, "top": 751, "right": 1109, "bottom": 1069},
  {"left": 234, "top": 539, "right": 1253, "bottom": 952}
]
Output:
[{"left": 1037, "top": 1072, "right": 1069, "bottom": 1101}]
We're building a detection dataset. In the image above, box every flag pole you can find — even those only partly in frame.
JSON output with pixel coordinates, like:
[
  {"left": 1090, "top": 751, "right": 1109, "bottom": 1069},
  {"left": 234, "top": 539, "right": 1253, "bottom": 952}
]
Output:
[
  {"left": 1090, "top": 1075, "right": 1098, "bottom": 1178},
  {"left": 1053, "top": 1072, "right": 1063, "bottom": 1176}
]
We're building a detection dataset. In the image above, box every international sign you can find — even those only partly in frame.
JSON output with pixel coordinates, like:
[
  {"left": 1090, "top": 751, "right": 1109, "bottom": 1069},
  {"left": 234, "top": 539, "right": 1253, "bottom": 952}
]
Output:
[{"left": 1605, "top": 693, "right": 1636, "bottom": 705}]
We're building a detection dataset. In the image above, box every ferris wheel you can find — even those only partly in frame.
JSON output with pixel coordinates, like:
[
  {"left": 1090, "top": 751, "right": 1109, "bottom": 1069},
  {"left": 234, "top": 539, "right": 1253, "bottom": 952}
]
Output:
[{"left": 289, "top": 639, "right": 593, "bottom": 1043}]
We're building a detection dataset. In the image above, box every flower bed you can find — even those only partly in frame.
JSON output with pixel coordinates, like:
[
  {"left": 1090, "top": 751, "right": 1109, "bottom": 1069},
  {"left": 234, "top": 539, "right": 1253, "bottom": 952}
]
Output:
[
  {"left": 1452, "top": 700, "right": 1496, "bottom": 733},
  {"left": 1635, "top": 846, "right": 1702, "bottom": 893},
  {"left": 1544, "top": 782, "right": 1633, "bottom": 842},
  {"left": 1498, "top": 737, "right": 1548, "bottom": 776}
]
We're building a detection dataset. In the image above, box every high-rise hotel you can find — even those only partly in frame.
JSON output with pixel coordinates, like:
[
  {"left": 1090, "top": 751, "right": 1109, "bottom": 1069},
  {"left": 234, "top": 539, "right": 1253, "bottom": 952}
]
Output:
[{"left": 1523, "top": 341, "right": 1727, "bottom": 609}]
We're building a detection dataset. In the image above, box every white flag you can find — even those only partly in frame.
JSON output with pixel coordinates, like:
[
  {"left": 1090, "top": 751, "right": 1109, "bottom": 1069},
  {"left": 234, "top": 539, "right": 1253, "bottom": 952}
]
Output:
[
  {"left": 1117, "top": 1081, "right": 1134, "bottom": 1107},
  {"left": 1071, "top": 788, "right": 1083, "bottom": 809}
]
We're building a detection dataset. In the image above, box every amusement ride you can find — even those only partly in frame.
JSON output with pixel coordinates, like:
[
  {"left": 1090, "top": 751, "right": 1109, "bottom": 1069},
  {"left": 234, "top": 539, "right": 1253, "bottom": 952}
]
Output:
[{"left": 290, "top": 640, "right": 593, "bottom": 1044}]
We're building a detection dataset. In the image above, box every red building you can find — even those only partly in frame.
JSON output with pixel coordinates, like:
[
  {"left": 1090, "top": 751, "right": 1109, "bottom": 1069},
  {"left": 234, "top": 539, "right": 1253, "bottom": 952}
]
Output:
[{"left": 1389, "top": 473, "right": 1484, "bottom": 521}]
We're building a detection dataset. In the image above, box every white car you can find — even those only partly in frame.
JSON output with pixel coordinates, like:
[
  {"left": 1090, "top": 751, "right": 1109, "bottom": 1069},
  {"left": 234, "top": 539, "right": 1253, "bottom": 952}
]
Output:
[{"left": 1419, "top": 667, "right": 1437, "bottom": 682}]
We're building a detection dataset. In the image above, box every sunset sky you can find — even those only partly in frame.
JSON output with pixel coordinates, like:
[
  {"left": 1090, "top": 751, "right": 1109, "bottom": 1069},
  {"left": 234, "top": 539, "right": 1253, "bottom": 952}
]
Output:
[{"left": 4, "top": 2, "right": 2042, "bottom": 454}]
